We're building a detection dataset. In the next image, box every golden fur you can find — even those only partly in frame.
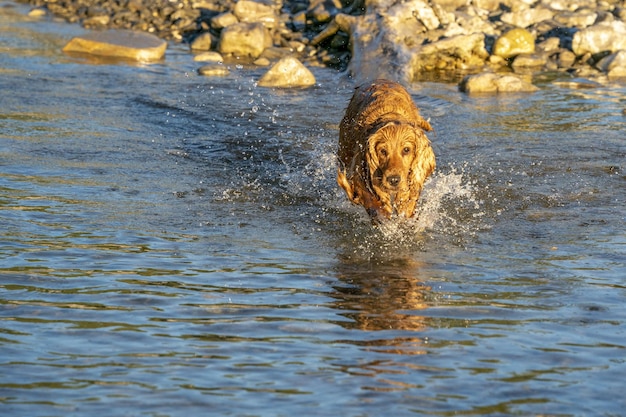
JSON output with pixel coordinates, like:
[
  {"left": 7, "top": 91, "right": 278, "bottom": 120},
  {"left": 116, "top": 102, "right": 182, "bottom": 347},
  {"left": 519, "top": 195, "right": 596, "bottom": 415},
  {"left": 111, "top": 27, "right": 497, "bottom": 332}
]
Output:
[{"left": 337, "top": 79, "right": 435, "bottom": 221}]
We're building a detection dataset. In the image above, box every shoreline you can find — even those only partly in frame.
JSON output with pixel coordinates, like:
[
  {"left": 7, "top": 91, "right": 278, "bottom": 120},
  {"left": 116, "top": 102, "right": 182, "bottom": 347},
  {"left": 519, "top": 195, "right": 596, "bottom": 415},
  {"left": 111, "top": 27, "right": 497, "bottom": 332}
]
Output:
[{"left": 14, "top": 0, "right": 626, "bottom": 90}]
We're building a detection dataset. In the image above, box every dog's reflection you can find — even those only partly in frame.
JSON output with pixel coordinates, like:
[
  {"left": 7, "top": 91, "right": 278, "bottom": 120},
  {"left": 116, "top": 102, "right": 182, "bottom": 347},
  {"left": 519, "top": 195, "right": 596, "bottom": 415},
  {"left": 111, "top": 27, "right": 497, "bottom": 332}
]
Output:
[{"left": 331, "top": 255, "right": 431, "bottom": 334}]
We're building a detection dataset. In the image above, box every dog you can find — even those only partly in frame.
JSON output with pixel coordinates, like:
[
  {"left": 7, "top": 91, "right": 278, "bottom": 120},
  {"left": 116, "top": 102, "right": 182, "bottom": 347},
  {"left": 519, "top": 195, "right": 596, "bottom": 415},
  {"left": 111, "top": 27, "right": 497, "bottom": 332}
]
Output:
[{"left": 337, "top": 79, "right": 436, "bottom": 221}]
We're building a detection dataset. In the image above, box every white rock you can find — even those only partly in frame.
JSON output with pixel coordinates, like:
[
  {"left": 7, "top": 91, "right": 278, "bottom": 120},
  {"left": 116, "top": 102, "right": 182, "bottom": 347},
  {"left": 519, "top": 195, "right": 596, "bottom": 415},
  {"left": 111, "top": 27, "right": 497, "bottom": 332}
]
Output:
[
  {"left": 572, "top": 21, "right": 626, "bottom": 56},
  {"left": 257, "top": 56, "right": 316, "bottom": 88}
]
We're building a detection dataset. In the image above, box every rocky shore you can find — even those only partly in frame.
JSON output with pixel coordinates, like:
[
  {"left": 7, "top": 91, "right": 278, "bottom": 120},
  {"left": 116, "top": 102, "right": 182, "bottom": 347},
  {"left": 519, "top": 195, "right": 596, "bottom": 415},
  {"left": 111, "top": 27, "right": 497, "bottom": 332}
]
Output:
[{"left": 19, "top": 0, "right": 626, "bottom": 91}]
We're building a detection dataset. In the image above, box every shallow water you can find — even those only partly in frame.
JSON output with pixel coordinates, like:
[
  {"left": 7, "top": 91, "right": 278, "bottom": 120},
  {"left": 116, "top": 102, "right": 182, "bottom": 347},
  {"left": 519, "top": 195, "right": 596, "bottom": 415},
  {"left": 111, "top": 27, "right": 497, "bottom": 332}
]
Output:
[{"left": 1, "top": 2, "right": 625, "bottom": 416}]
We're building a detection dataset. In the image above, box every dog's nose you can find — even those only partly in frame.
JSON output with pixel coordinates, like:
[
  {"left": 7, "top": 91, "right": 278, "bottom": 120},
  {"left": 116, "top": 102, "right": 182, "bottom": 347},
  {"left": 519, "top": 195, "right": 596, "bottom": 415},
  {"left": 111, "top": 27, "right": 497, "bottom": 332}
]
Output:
[{"left": 387, "top": 175, "right": 401, "bottom": 187}]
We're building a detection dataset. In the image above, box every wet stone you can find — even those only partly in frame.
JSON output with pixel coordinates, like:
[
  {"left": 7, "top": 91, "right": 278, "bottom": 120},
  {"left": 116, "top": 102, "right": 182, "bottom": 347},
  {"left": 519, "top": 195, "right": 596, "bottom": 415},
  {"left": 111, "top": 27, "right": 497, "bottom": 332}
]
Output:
[
  {"left": 193, "top": 51, "right": 224, "bottom": 63},
  {"left": 197, "top": 64, "right": 230, "bottom": 76},
  {"left": 62, "top": 29, "right": 167, "bottom": 62},
  {"left": 257, "top": 56, "right": 316, "bottom": 88},
  {"left": 459, "top": 73, "right": 539, "bottom": 93}
]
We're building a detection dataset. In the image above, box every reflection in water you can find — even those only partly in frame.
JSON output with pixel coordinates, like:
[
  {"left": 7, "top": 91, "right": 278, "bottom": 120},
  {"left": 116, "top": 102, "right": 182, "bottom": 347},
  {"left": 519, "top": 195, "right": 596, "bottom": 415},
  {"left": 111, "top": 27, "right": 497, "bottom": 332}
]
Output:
[{"left": 334, "top": 256, "right": 430, "bottom": 332}]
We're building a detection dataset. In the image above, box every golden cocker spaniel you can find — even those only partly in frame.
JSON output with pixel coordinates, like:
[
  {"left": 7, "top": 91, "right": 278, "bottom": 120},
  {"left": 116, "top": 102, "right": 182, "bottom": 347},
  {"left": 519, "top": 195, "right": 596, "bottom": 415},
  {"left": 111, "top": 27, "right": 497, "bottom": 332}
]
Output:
[{"left": 337, "top": 79, "right": 436, "bottom": 221}]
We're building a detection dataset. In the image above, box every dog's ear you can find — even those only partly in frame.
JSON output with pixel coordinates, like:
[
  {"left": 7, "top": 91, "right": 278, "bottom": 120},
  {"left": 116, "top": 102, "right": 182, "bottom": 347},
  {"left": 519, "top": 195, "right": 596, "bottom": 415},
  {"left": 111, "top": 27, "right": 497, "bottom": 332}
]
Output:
[
  {"left": 366, "top": 136, "right": 381, "bottom": 172},
  {"left": 411, "top": 140, "right": 436, "bottom": 186},
  {"left": 415, "top": 116, "right": 432, "bottom": 132}
]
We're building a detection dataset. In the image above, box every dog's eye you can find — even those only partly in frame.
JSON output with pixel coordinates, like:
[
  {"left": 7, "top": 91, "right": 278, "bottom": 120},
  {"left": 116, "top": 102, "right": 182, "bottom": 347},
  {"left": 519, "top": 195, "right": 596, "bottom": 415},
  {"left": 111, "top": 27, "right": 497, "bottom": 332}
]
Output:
[
  {"left": 379, "top": 149, "right": 388, "bottom": 157},
  {"left": 402, "top": 147, "right": 412, "bottom": 155}
]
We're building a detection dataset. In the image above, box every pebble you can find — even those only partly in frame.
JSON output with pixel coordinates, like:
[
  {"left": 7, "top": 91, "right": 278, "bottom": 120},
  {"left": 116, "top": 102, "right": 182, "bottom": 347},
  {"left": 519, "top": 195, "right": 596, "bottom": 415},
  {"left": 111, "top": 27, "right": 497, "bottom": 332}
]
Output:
[
  {"left": 193, "top": 51, "right": 224, "bottom": 63},
  {"left": 198, "top": 64, "right": 230, "bottom": 76}
]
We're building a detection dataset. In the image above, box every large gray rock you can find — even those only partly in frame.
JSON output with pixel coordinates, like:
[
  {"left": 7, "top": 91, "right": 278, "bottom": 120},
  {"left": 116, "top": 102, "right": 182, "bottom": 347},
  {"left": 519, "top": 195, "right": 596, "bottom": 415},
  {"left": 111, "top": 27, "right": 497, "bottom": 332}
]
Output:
[
  {"left": 257, "top": 56, "right": 316, "bottom": 88},
  {"left": 218, "top": 22, "right": 271, "bottom": 58},
  {"left": 572, "top": 21, "right": 626, "bottom": 55},
  {"left": 62, "top": 29, "right": 166, "bottom": 62}
]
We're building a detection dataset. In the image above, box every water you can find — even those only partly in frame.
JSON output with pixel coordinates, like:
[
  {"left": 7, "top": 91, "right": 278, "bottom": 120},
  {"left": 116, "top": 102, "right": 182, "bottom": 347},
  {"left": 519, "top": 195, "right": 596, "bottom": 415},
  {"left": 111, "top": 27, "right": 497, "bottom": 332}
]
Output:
[{"left": 1, "top": 2, "right": 625, "bottom": 415}]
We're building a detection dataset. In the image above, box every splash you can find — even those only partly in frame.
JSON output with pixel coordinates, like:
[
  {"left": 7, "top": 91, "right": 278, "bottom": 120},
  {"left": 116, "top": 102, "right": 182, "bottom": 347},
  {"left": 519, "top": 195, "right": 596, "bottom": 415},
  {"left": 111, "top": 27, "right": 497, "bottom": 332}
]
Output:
[{"left": 347, "top": 164, "right": 486, "bottom": 248}]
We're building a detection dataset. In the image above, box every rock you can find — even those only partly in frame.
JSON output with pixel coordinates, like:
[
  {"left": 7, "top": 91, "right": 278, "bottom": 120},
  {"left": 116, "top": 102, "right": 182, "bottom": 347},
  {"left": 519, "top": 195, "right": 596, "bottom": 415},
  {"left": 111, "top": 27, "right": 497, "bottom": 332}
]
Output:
[
  {"left": 411, "top": 33, "right": 489, "bottom": 73},
  {"left": 218, "top": 22, "right": 270, "bottom": 58},
  {"left": 595, "top": 50, "right": 626, "bottom": 77},
  {"left": 253, "top": 57, "right": 271, "bottom": 66},
  {"left": 472, "top": 0, "right": 501, "bottom": 12},
  {"left": 536, "top": 37, "right": 561, "bottom": 53},
  {"left": 233, "top": 0, "right": 278, "bottom": 28},
  {"left": 193, "top": 51, "right": 224, "bottom": 62},
  {"left": 572, "top": 21, "right": 626, "bottom": 55},
  {"left": 198, "top": 64, "right": 230, "bottom": 76},
  {"left": 432, "top": 0, "right": 470, "bottom": 12},
  {"left": 554, "top": 10, "right": 597, "bottom": 28},
  {"left": 307, "top": 0, "right": 342, "bottom": 24},
  {"left": 257, "top": 56, "right": 316, "bottom": 87},
  {"left": 500, "top": 7, "right": 554, "bottom": 28},
  {"left": 493, "top": 28, "right": 535, "bottom": 59},
  {"left": 512, "top": 53, "right": 547, "bottom": 68},
  {"left": 386, "top": 0, "right": 440, "bottom": 32},
  {"left": 557, "top": 50, "right": 577, "bottom": 67},
  {"left": 545, "top": 0, "right": 597, "bottom": 12},
  {"left": 27, "top": 7, "right": 47, "bottom": 18},
  {"left": 190, "top": 32, "right": 214, "bottom": 51},
  {"left": 82, "top": 14, "right": 110, "bottom": 28},
  {"left": 62, "top": 30, "right": 167, "bottom": 62},
  {"left": 211, "top": 12, "right": 239, "bottom": 30},
  {"left": 459, "top": 73, "right": 539, "bottom": 93}
]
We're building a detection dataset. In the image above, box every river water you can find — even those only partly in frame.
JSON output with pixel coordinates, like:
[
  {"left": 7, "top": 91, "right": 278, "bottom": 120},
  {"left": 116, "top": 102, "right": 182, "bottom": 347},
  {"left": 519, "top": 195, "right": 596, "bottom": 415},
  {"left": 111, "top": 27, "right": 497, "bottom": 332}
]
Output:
[{"left": 1, "top": 2, "right": 625, "bottom": 416}]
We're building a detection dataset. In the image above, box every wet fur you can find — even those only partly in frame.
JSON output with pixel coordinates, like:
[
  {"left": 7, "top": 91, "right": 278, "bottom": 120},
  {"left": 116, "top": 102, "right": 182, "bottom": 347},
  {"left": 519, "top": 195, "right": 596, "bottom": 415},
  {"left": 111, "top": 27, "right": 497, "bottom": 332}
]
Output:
[{"left": 337, "top": 79, "right": 435, "bottom": 221}]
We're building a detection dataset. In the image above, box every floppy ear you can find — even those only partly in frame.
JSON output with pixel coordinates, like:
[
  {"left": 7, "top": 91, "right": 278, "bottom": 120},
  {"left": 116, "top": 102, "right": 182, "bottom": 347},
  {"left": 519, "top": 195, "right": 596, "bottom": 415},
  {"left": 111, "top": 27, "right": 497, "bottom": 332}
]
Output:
[
  {"left": 366, "top": 135, "right": 381, "bottom": 173},
  {"left": 411, "top": 138, "right": 436, "bottom": 186},
  {"left": 415, "top": 116, "right": 432, "bottom": 132}
]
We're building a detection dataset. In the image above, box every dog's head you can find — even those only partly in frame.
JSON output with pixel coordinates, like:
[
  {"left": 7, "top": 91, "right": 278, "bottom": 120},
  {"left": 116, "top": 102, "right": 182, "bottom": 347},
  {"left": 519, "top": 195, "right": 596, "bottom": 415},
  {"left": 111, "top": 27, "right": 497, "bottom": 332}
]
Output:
[{"left": 366, "top": 120, "right": 435, "bottom": 198}]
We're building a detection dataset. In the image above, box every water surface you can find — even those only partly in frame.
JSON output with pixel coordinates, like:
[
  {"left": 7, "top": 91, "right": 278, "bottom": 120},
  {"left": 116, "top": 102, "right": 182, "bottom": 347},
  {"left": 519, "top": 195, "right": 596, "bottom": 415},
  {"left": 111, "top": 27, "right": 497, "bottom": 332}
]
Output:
[{"left": 1, "top": 3, "right": 625, "bottom": 416}]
